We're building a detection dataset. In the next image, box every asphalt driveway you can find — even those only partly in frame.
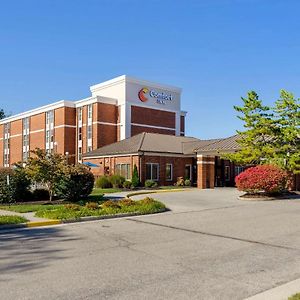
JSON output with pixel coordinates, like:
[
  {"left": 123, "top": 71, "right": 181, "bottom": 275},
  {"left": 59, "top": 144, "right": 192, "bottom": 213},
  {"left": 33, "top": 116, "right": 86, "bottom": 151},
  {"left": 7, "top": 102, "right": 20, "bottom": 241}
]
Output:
[{"left": 1, "top": 188, "right": 300, "bottom": 300}]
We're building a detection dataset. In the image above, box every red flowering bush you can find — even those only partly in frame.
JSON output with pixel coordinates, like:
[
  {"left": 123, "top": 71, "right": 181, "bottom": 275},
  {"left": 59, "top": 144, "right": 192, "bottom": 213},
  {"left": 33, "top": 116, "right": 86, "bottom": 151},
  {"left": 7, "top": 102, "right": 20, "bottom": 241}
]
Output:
[{"left": 235, "top": 165, "right": 288, "bottom": 195}]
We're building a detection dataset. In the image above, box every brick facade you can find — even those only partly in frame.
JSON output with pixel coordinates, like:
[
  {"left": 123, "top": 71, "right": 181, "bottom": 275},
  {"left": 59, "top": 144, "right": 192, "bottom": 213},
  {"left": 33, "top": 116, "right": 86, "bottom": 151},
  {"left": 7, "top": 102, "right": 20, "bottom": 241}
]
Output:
[{"left": 131, "top": 105, "right": 176, "bottom": 129}]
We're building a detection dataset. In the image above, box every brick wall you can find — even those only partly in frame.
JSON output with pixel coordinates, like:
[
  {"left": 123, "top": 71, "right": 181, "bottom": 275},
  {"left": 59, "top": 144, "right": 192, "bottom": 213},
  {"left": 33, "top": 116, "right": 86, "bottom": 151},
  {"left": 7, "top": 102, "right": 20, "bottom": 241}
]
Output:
[
  {"left": 83, "top": 154, "right": 195, "bottom": 186},
  {"left": 0, "top": 124, "right": 3, "bottom": 166},
  {"left": 197, "top": 155, "right": 215, "bottom": 189},
  {"left": 131, "top": 125, "right": 175, "bottom": 136},
  {"left": 131, "top": 106, "right": 176, "bottom": 129}
]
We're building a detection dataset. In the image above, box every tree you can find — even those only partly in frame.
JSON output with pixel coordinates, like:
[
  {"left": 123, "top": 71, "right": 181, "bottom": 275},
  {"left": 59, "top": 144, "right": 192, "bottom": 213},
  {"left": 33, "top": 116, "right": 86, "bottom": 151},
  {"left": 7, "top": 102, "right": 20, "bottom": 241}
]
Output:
[
  {"left": 225, "top": 91, "right": 275, "bottom": 165},
  {"left": 225, "top": 90, "right": 300, "bottom": 175},
  {"left": 25, "top": 149, "right": 68, "bottom": 201},
  {"left": 56, "top": 164, "right": 94, "bottom": 202},
  {"left": 272, "top": 90, "right": 300, "bottom": 173},
  {"left": 0, "top": 109, "right": 6, "bottom": 120},
  {"left": 131, "top": 164, "right": 140, "bottom": 187}
]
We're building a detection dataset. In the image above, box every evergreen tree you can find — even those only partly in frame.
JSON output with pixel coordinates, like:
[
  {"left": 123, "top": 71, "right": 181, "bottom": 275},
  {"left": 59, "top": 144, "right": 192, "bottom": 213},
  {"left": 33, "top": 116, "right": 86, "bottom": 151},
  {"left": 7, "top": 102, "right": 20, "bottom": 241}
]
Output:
[
  {"left": 225, "top": 91, "right": 275, "bottom": 165},
  {"left": 272, "top": 90, "right": 300, "bottom": 173},
  {"left": 131, "top": 164, "right": 140, "bottom": 187},
  {"left": 0, "top": 109, "right": 6, "bottom": 120}
]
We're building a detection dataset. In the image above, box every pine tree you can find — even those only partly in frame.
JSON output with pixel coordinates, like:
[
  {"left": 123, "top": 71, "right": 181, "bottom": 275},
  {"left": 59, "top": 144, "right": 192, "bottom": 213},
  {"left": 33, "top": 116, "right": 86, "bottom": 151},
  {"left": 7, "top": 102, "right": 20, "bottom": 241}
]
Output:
[
  {"left": 272, "top": 90, "right": 300, "bottom": 173},
  {"left": 0, "top": 109, "right": 6, "bottom": 120},
  {"left": 131, "top": 164, "right": 140, "bottom": 188},
  {"left": 225, "top": 91, "right": 275, "bottom": 165}
]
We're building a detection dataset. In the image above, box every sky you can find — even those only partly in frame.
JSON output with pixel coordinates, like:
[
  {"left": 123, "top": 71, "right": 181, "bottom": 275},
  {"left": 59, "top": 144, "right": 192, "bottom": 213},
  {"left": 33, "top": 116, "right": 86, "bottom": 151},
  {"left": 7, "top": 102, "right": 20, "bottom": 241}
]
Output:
[{"left": 0, "top": 0, "right": 300, "bottom": 139}]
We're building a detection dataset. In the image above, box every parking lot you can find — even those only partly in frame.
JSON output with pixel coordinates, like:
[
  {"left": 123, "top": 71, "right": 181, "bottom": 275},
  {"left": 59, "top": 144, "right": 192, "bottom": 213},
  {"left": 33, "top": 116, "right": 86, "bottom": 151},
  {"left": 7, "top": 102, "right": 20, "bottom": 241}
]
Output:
[{"left": 1, "top": 188, "right": 300, "bottom": 300}]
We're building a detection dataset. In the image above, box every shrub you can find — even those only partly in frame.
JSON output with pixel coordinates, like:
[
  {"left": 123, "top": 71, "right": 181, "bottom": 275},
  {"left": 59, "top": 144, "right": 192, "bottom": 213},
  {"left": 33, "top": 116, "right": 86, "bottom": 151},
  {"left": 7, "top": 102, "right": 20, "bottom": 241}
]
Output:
[
  {"left": 131, "top": 164, "right": 140, "bottom": 188},
  {"left": 184, "top": 179, "right": 191, "bottom": 186},
  {"left": 119, "top": 198, "right": 135, "bottom": 206},
  {"left": 139, "top": 197, "right": 156, "bottom": 205},
  {"left": 235, "top": 165, "right": 288, "bottom": 195},
  {"left": 85, "top": 202, "right": 99, "bottom": 210},
  {"left": 101, "top": 200, "right": 121, "bottom": 209},
  {"left": 95, "top": 176, "right": 112, "bottom": 189},
  {"left": 145, "top": 180, "right": 157, "bottom": 188},
  {"left": 56, "top": 165, "right": 94, "bottom": 202},
  {"left": 123, "top": 180, "right": 132, "bottom": 189},
  {"left": 0, "top": 166, "right": 32, "bottom": 203},
  {"left": 64, "top": 203, "right": 81, "bottom": 210},
  {"left": 13, "top": 164, "right": 32, "bottom": 201},
  {"left": 110, "top": 174, "right": 125, "bottom": 188},
  {"left": 33, "top": 189, "right": 49, "bottom": 200},
  {"left": 176, "top": 177, "right": 185, "bottom": 186}
]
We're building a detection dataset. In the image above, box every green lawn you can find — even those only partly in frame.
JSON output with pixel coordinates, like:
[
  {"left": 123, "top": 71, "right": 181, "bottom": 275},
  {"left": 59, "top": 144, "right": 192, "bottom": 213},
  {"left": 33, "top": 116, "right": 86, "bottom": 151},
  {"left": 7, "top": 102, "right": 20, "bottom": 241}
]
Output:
[
  {"left": 0, "top": 215, "right": 28, "bottom": 225},
  {"left": 0, "top": 204, "right": 63, "bottom": 213},
  {"left": 92, "top": 188, "right": 122, "bottom": 194},
  {"left": 289, "top": 293, "right": 300, "bottom": 300},
  {"left": 35, "top": 198, "right": 166, "bottom": 220}
]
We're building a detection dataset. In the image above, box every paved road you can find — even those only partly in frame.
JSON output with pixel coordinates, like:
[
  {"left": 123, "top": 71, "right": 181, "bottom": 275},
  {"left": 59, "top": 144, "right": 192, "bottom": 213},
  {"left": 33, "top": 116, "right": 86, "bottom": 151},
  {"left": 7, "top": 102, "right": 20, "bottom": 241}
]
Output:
[{"left": 1, "top": 188, "right": 300, "bottom": 300}]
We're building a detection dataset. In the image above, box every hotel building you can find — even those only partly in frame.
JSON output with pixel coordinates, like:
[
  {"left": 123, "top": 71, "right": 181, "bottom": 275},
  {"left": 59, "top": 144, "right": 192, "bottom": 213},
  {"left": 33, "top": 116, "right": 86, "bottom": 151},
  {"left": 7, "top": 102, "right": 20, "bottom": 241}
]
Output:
[{"left": 0, "top": 75, "right": 186, "bottom": 166}]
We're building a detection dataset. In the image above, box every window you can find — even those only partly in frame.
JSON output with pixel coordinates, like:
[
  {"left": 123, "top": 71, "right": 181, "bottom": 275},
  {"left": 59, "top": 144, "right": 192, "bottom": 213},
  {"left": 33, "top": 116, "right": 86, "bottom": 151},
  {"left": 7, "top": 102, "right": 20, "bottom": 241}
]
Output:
[
  {"left": 115, "top": 164, "right": 131, "bottom": 180},
  {"left": 146, "top": 163, "right": 159, "bottom": 181},
  {"left": 87, "top": 125, "right": 92, "bottom": 139},
  {"left": 3, "top": 123, "right": 10, "bottom": 167},
  {"left": 166, "top": 164, "right": 173, "bottom": 181},
  {"left": 235, "top": 166, "right": 244, "bottom": 176},
  {"left": 87, "top": 146, "right": 92, "bottom": 153},
  {"left": 77, "top": 127, "right": 82, "bottom": 141},
  {"left": 78, "top": 107, "right": 82, "bottom": 121},
  {"left": 46, "top": 110, "right": 54, "bottom": 125},
  {"left": 225, "top": 166, "right": 230, "bottom": 181},
  {"left": 78, "top": 147, "right": 82, "bottom": 161},
  {"left": 23, "top": 117, "right": 29, "bottom": 131},
  {"left": 185, "top": 164, "right": 192, "bottom": 180},
  {"left": 46, "top": 130, "right": 50, "bottom": 144},
  {"left": 87, "top": 104, "right": 93, "bottom": 119}
]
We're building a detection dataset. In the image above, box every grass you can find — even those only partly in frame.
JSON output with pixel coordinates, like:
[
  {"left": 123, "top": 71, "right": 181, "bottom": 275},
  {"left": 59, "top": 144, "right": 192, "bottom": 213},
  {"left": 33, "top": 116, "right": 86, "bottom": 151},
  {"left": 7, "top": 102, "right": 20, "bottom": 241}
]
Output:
[
  {"left": 0, "top": 215, "right": 28, "bottom": 225},
  {"left": 92, "top": 188, "right": 122, "bottom": 194},
  {"left": 0, "top": 204, "right": 63, "bottom": 213},
  {"left": 289, "top": 293, "right": 300, "bottom": 300},
  {"left": 35, "top": 198, "right": 166, "bottom": 220}
]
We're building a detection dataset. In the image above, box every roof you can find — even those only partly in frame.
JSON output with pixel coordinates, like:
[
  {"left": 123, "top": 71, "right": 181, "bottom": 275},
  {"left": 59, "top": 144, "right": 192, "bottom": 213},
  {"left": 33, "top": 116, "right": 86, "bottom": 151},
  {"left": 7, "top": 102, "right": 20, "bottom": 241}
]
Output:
[
  {"left": 83, "top": 132, "right": 242, "bottom": 158},
  {"left": 195, "top": 135, "right": 241, "bottom": 154},
  {"left": 83, "top": 132, "right": 200, "bottom": 157}
]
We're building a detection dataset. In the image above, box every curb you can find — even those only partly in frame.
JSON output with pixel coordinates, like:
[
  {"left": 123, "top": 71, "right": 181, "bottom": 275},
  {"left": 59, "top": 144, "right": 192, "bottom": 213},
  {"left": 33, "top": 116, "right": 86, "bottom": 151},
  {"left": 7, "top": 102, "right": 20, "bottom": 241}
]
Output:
[
  {"left": 238, "top": 194, "right": 300, "bottom": 201},
  {"left": 244, "top": 277, "right": 300, "bottom": 300},
  {"left": 127, "top": 188, "right": 188, "bottom": 198},
  {"left": 0, "top": 209, "right": 167, "bottom": 231}
]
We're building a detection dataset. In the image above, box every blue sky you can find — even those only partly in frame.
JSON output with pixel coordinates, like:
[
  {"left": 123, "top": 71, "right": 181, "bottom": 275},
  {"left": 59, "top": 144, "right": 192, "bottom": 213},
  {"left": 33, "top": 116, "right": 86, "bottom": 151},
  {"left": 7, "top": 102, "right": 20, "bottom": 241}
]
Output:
[{"left": 0, "top": 0, "right": 300, "bottom": 139}]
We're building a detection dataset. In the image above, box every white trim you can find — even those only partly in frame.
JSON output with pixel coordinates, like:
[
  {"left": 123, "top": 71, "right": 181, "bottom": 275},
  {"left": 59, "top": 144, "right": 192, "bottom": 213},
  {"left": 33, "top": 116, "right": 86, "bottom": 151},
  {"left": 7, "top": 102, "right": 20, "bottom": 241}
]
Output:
[
  {"left": 143, "top": 152, "right": 195, "bottom": 158},
  {"left": 180, "top": 111, "right": 187, "bottom": 116},
  {"left": 30, "top": 129, "right": 44, "bottom": 134},
  {"left": 197, "top": 161, "right": 215, "bottom": 165},
  {"left": 131, "top": 123, "right": 175, "bottom": 131},
  {"left": 92, "top": 121, "right": 117, "bottom": 126},
  {"left": 54, "top": 124, "right": 77, "bottom": 129},
  {"left": 75, "top": 96, "right": 117, "bottom": 107},
  {"left": 130, "top": 102, "right": 180, "bottom": 114},
  {"left": 90, "top": 75, "right": 181, "bottom": 94},
  {"left": 83, "top": 153, "right": 139, "bottom": 159},
  {"left": 9, "top": 133, "right": 22, "bottom": 138},
  {"left": 0, "top": 100, "right": 75, "bottom": 125}
]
